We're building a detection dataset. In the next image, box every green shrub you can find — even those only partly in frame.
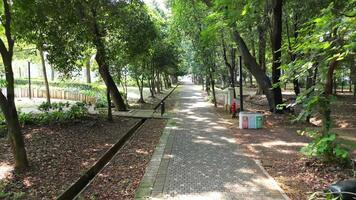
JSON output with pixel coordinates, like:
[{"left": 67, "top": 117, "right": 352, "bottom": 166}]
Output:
[
  {"left": 95, "top": 95, "right": 108, "bottom": 108},
  {"left": 0, "top": 102, "right": 88, "bottom": 136},
  {"left": 38, "top": 102, "right": 71, "bottom": 112},
  {"left": 0, "top": 180, "right": 10, "bottom": 199},
  {"left": 19, "top": 112, "right": 37, "bottom": 125},
  {"left": 23, "top": 102, "right": 88, "bottom": 125},
  {"left": 299, "top": 130, "right": 349, "bottom": 163},
  {"left": 38, "top": 102, "right": 52, "bottom": 111}
]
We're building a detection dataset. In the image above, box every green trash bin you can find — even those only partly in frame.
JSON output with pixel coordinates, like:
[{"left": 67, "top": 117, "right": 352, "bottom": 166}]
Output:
[{"left": 256, "top": 115, "right": 263, "bottom": 129}]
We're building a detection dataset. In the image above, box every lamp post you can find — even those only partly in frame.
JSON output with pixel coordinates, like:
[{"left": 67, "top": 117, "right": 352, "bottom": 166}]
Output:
[
  {"left": 28, "top": 61, "right": 31, "bottom": 99},
  {"left": 239, "top": 56, "right": 243, "bottom": 111}
]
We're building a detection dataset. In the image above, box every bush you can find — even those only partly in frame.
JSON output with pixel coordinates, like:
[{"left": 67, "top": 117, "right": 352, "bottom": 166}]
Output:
[
  {"left": 95, "top": 95, "right": 108, "bottom": 108},
  {"left": 0, "top": 102, "right": 88, "bottom": 136},
  {"left": 24, "top": 102, "right": 88, "bottom": 125},
  {"left": 38, "top": 102, "right": 70, "bottom": 112},
  {"left": 299, "top": 130, "right": 349, "bottom": 163}
]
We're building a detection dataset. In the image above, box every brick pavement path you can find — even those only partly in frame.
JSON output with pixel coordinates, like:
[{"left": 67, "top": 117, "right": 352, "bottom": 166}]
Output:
[{"left": 136, "top": 82, "right": 288, "bottom": 200}]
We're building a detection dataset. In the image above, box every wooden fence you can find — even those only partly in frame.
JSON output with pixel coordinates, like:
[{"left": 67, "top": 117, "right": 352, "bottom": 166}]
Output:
[{"left": 2, "top": 88, "right": 96, "bottom": 104}]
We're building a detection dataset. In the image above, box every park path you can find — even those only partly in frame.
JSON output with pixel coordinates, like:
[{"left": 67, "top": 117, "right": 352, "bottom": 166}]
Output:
[{"left": 136, "top": 81, "right": 288, "bottom": 200}]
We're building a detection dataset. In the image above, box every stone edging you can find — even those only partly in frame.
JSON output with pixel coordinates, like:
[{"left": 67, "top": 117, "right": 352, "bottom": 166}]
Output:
[
  {"left": 254, "top": 160, "right": 291, "bottom": 200},
  {"left": 134, "top": 118, "right": 176, "bottom": 199}
]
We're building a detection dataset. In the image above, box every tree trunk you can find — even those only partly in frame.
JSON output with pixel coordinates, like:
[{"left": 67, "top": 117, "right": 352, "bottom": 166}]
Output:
[
  {"left": 256, "top": 25, "right": 266, "bottom": 95},
  {"left": 107, "top": 87, "right": 113, "bottom": 121},
  {"left": 136, "top": 77, "right": 145, "bottom": 103},
  {"left": 0, "top": 0, "right": 28, "bottom": 169},
  {"left": 148, "top": 78, "right": 155, "bottom": 98},
  {"left": 5, "top": 104, "right": 29, "bottom": 169},
  {"left": 0, "top": 71, "right": 28, "bottom": 169},
  {"left": 86, "top": 58, "right": 91, "bottom": 83},
  {"left": 91, "top": 15, "right": 126, "bottom": 111},
  {"left": 322, "top": 60, "right": 337, "bottom": 134},
  {"left": 40, "top": 49, "right": 51, "bottom": 104},
  {"left": 286, "top": 13, "right": 300, "bottom": 96},
  {"left": 221, "top": 34, "right": 237, "bottom": 98},
  {"left": 350, "top": 59, "right": 356, "bottom": 96},
  {"left": 205, "top": 74, "right": 210, "bottom": 95},
  {"left": 150, "top": 64, "right": 157, "bottom": 96},
  {"left": 209, "top": 65, "right": 217, "bottom": 107},
  {"left": 270, "top": 0, "right": 283, "bottom": 107},
  {"left": 155, "top": 71, "right": 161, "bottom": 94},
  {"left": 232, "top": 28, "right": 275, "bottom": 111},
  {"left": 249, "top": 32, "right": 256, "bottom": 87}
]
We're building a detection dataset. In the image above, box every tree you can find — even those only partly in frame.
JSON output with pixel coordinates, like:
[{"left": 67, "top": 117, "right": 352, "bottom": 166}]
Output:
[
  {"left": 351, "top": 60, "right": 356, "bottom": 96},
  {"left": 39, "top": 50, "right": 51, "bottom": 104},
  {"left": 282, "top": 0, "right": 354, "bottom": 161},
  {"left": 16, "top": 0, "right": 157, "bottom": 111},
  {"left": 14, "top": 3, "right": 52, "bottom": 104},
  {"left": 201, "top": 0, "right": 277, "bottom": 111},
  {"left": 0, "top": 0, "right": 28, "bottom": 169},
  {"left": 270, "top": 0, "right": 283, "bottom": 107}
]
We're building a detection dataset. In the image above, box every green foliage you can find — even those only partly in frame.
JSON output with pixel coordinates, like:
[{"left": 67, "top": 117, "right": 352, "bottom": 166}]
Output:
[
  {"left": 0, "top": 180, "right": 10, "bottom": 199},
  {"left": 38, "top": 102, "right": 70, "bottom": 112},
  {"left": 0, "top": 180, "right": 25, "bottom": 199},
  {"left": 0, "top": 102, "right": 88, "bottom": 129},
  {"left": 299, "top": 131, "right": 349, "bottom": 162}
]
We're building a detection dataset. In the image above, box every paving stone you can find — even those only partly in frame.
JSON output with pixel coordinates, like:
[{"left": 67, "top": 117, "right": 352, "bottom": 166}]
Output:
[{"left": 135, "top": 83, "right": 288, "bottom": 200}]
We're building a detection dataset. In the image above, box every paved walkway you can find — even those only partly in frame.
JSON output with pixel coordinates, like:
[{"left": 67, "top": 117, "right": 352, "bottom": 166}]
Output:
[{"left": 136, "top": 82, "right": 288, "bottom": 200}]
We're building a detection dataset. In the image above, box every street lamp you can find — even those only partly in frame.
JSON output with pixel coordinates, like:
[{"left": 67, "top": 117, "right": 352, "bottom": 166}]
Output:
[{"left": 239, "top": 55, "right": 243, "bottom": 111}]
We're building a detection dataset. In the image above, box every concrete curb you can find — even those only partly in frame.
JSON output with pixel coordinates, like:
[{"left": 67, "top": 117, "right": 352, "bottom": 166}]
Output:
[
  {"left": 135, "top": 86, "right": 181, "bottom": 200},
  {"left": 254, "top": 160, "right": 291, "bottom": 200},
  {"left": 134, "top": 118, "right": 176, "bottom": 200}
]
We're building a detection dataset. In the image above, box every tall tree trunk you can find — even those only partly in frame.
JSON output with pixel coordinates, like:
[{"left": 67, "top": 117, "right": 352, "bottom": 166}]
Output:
[
  {"left": 350, "top": 59, "right": 356, "bottom": 96},
  {"left": 209, "top": 64, "right": 217, "bottom": 107},
  {"left": 322, "top": 60, "right": 337, "bottom": 134},
  {"left": 205, "top": 74, "right": 210, "bottom": 95},
  {"left": 90, "top": 12, "right": 126, "bottom": 111},
  {"left": 249, "top": 32, "right": 256, "bottom": 87},
  {"left": 160, "top": 75, "right": 163, "bottom": 91},
  {"left": 136, "top": 77, "right": 145, "bottom": 103},
  {"left": 285, "top": 13, "right": 300, "bottom": 96},
  {"left": 221, "top": 34, "right": 237, "bottom": 98},
  {"left": 148, "top": 78, "right": 155, "bottom": 98},
  {"left": 256, "top": 25, "right": 266, "bottom": 95},
  {"left": 150, "top": 63, "right": 156, "bottom": 96},
  {"left": 305, "top": 67, "right": 318, "bottom": 123},
  {"left": 155, "top": 71, "right": 161, "bottom": 94},
  {"left": 107, "top": 87, "right": 113, "bottom": 121},
  {"left": 270, "top": 0, "right": 283, "bottom": 107},
  {"left": 232, "top": 29, "right": 275, "bottom": 111},
  {"left": 86, "top": 58, "right": 91, "bottom": 83},
  {"left": 40, "top": 49, "right": 51, "bottom": 104},
  {"left": 3, "top": 103, "right": 29, "bottom": 169},
  {"left": 0, "top": 0, "right": 28, "bottom": 169}
]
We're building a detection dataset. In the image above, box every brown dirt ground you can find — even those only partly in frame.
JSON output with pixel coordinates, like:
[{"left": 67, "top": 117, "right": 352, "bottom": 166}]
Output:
[
  {"left": 0, "top": 116, "right": 140, "bottom": 199},
  {"left": 80, "top": 119, "right": 167, "bottom": 200},
  {"left": 214, "top": 93, "right": 355, "bottom": 200}
]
